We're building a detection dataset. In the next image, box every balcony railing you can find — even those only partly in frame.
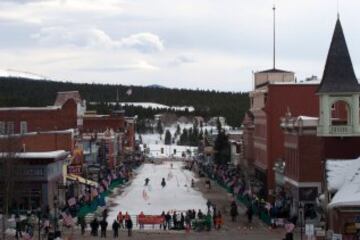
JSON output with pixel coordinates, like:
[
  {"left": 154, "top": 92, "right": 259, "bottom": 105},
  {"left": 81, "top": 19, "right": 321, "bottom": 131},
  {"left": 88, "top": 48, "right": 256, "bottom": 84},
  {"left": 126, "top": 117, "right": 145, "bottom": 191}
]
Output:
[{"left": 330, "top": 125, "right": 352, "bottom": 135}]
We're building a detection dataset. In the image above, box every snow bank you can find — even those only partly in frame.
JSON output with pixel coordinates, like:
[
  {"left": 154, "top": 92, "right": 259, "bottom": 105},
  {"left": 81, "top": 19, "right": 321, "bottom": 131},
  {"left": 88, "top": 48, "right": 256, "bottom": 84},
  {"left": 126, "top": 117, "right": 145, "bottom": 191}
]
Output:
[{"left": 107, "top": 161, "right": 207, "bottom": 219}]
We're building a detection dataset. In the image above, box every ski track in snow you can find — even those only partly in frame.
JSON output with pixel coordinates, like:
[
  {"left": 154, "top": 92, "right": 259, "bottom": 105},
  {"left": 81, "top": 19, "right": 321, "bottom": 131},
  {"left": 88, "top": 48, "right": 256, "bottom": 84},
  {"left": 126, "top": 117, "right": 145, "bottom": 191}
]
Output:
[{"left": 107, "top": 161, "right": 207, "bottom": 223}]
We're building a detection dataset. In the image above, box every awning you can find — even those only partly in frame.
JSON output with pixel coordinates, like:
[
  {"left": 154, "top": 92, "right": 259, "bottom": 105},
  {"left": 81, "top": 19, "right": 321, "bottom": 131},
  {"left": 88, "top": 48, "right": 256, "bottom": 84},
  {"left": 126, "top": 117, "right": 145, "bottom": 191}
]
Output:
[{"left": 67, "top": 174, "right": 99, "bottom": 188}]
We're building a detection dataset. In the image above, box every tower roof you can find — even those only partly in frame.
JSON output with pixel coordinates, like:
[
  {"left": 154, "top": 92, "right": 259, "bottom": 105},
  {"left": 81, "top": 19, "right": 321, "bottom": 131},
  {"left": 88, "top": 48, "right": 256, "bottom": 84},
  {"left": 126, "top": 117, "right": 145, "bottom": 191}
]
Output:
[{"left": 317, "top": 19, "right": 360, "bottom": 93}]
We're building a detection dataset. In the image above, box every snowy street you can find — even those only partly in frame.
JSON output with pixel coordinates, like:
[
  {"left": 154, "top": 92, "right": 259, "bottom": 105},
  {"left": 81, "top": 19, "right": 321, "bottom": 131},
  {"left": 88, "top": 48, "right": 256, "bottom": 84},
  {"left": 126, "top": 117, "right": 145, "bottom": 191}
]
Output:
[{"left": 107, "top": 161, "right": 207, "bottom": 221}]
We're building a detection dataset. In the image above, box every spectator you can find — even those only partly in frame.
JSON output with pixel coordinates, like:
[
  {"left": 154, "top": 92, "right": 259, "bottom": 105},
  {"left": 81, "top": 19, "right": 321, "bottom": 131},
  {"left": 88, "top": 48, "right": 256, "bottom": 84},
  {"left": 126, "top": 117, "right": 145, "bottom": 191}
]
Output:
[
  {"left": 100, "top": 218, "right": 108, "bottom": 238},
  {"left": 112, "top": 220, "right": 120, "bottom": 238},
  {"left": 125, "top": 216, "right": 133, "bottom": 237}
]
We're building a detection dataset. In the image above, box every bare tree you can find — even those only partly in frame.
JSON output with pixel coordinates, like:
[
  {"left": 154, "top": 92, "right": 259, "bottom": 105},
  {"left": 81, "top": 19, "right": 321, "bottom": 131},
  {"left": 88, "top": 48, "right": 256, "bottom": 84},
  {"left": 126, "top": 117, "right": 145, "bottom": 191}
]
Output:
[{"left": 0, "top": 134, "right": 21, "bottom": 239}]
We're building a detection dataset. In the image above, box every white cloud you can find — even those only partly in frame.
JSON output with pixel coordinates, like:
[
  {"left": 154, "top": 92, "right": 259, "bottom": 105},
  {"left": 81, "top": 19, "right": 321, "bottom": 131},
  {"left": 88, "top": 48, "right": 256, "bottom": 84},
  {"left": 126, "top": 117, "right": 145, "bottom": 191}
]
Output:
[
  {"left": 32, "top": 27, "right": 164, "bottom": 53},
  {"left": 78, "top": 60, "right": 159, "bottom": 72}
]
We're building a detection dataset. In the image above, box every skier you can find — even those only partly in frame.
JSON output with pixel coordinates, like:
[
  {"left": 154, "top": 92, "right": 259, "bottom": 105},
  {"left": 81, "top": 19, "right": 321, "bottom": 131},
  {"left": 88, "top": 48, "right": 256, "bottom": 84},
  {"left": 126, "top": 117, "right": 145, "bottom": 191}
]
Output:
[
  {"left": 161, "top": 178, "right": 166, "bottom": 188},
  {"left": 230, "top": 200, "right": 238, "bottom": 222},
  {"left": 144, "top": 178, "right": 150, "bottom": 186},
  {"left": 191, "top": 179, "right": 195, "bottom": 188},
  {"left": 117, "top": 211, "right": 124, "bottom": 229}
]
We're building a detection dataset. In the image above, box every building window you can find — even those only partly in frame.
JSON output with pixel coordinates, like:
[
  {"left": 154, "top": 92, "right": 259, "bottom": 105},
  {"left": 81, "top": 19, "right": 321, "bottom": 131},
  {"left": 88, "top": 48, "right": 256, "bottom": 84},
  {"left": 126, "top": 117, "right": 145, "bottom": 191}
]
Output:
[
  {"left": 20, "top": 121, "right": 28, "bottom": 134},
  {"left": 6, "top": 122, "right": 14, "bottom": 134},
  {"left": 0, "top": 121, "right": 4, "bottom": 134}
]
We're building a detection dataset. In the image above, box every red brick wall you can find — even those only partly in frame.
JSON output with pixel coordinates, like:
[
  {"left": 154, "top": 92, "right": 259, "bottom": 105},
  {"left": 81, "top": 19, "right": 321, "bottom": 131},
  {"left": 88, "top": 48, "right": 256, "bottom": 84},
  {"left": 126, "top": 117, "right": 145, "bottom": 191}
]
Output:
[
  {"left": 0, "top": 99, "right": 77, "bottom": 133},
  {"left": 324, "top": 137, "right": 360, "bottom": 159},
  {"left": 0, "top": 132, "right": 74, "bottom": 152},
  {"left": 83, "top": 116, "right": 125, "bottom": 133},
  {"left": 298, "top": 134, "right": 323, "bottom": 182},
  {"left": 265, "top": 84, "right": 320, "bottom": 190},
  {"left": 243, "top": 128, "right": 254, "bottom": 163}
]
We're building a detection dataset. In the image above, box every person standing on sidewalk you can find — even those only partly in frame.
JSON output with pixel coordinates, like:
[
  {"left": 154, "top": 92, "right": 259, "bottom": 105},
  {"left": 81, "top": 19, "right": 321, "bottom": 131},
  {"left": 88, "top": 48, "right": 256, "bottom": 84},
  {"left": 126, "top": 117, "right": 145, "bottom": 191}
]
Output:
[
  {"left": 246, "top": 205, "right": 254, "bottom": 224},
  {"left": 112, "top": 219, "right": 120, "bottom": 238},
  {"left": 230, "top": 200, "right": 238, "bottom": 222},
  {"left": 125, "top": 216, "right": 133, "bottom": 237},
  {"left": 100, "top": 218, "right": 108, "bottom": 238}
]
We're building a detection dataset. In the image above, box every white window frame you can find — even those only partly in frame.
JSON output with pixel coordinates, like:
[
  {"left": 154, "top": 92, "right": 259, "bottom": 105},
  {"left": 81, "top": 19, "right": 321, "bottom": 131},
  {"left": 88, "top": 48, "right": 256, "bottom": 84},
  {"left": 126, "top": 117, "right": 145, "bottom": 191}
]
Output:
[
  {"left": 20, "top": 121, "right": 28, "bottom": 134},
  {"left": 6, "top": 121, "right": 14, "bottom": 134}
]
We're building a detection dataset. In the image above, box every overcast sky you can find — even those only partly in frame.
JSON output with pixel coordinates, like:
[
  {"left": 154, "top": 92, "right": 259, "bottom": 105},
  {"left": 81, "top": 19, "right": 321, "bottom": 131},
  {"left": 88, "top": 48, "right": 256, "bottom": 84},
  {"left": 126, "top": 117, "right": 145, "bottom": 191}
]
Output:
[{"left": 0, "top": 0, "right": 359, "bottom": 92}]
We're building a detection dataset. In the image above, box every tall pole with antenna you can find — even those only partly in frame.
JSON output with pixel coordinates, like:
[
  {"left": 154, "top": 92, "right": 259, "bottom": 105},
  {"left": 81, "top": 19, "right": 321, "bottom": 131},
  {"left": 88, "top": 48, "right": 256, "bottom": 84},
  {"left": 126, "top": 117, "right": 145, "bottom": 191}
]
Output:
[{"left": 272, "top": 4, "right": 276, "bottom": 70}]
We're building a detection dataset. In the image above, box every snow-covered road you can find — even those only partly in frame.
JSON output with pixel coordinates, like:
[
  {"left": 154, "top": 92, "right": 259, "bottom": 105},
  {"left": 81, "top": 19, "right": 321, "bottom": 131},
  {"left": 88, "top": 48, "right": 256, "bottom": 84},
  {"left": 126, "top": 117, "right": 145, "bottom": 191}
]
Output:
[{"left": 107, "top": 161, "right": 207, "bottom": 221}]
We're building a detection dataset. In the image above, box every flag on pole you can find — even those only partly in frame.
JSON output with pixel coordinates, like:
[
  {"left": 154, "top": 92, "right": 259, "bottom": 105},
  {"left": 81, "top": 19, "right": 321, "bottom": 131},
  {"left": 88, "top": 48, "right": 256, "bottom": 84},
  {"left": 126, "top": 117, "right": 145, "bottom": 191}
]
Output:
[
  {"left": 91, "top": 188, "right": 98, "bottom": 198},
  {"left": 67, "top": 197, "right": 76, "bottom": 207},
  {"left": 61, "top": 212, "right": 74, "bottom": 227},
  {"left": 126, "top": 88, "right": 132, "bottom": 96},
  {"left": 102, "top": 179, "right": 108, "bottom": 189}
]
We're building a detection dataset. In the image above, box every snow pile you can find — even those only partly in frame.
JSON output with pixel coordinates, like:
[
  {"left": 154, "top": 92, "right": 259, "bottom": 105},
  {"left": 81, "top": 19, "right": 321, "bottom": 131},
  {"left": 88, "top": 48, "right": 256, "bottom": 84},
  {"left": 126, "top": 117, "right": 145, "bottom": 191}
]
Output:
[
  {"left": 107, "top": 161, "right": 207, "bottom": 218},
  {"left": 141, "top": 144, "right": 197, "bottom": 158},
  {"left": 327, "top": 157, "right": 360, "bottom": 208}
]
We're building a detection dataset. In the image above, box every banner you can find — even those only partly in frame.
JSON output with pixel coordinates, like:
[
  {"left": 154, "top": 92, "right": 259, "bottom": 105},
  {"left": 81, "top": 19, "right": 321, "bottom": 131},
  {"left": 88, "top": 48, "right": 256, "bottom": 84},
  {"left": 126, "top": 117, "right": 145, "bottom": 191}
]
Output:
[
  {"left": 67, "top": 165, "right": 82, "bottom": 175},
  {"left": 137, "top": 215, "right": 164, "bottom": 225}
]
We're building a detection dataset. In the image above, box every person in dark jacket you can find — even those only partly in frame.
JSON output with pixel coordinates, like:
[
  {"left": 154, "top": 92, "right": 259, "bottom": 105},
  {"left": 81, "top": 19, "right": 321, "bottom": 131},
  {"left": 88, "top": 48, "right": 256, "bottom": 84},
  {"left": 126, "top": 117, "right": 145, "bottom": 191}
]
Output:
[
  {"left": 246, "top": 205, "right": 254, "bottom": 224},
  {"left": 100, "top": 218, "right": 108, "bottom": 238},
  {"left": 125, "top": 217, "right": 133, "bottom": 237},
  {"left": 112, "top": 220, "right": 120, "bottom": 238},
  {"left": 172, "top": 211, "right": 178, "bottom": 229},
  {"left": 90, "top": 217, "right": 99, "bottom": 236},
  {"left": 230, "top": 200, "right": 238, "bottom": 222},
  {"left": 79, "top": 216, "right": 86, "bottom": 235},
  {"left": 165, "top": 212, "right": 171, "bottom": 230}
]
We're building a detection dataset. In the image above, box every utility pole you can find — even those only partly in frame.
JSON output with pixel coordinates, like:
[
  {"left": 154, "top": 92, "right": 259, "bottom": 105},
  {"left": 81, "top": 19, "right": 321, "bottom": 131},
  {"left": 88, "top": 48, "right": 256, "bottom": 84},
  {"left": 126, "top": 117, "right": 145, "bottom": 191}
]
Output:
[{"left": 272, "top": 4, "right": 276, "bottom": 70}]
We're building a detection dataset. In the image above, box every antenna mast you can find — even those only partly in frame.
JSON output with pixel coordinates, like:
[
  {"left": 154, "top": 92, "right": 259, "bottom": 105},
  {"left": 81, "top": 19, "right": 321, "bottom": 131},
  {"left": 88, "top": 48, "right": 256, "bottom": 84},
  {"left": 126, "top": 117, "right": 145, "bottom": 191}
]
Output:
[{"left": 273, "top": 4, "right": 276, "bottom": 70}]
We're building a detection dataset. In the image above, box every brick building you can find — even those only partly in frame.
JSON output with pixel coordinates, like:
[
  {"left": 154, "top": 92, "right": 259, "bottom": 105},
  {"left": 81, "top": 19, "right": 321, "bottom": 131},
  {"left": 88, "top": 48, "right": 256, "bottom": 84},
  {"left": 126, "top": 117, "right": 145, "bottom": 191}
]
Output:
[
  {"left": 0, "top": 91, "right": 85, "bottom": 135},
  {"left": 246, "top": 76, "right": 320, "bottom": 198}
]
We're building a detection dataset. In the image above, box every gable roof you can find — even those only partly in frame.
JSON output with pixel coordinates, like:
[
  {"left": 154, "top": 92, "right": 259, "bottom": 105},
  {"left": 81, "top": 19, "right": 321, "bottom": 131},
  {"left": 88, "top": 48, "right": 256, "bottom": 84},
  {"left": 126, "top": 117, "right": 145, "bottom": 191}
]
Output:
[{"left": 317, "top": 19, "right": 360, "bottom": 93}]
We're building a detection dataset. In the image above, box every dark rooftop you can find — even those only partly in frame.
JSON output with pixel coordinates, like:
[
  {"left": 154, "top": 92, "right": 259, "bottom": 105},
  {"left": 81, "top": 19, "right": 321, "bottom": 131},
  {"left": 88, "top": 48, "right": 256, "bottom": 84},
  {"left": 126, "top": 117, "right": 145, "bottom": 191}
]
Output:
[{"left": 317, "top": 18, "right": 360, "bottom": 93}]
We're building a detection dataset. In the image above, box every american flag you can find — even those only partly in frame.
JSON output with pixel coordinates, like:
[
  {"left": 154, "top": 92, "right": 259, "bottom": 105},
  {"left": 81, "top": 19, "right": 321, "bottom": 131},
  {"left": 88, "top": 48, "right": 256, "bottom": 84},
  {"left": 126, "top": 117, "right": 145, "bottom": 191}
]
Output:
[
  {"left": 91, "top": 188, "right": 98, "bottom": 198},
  {"left": 61, "top": 212, "right": 74, "bottom": 227},
  {"left": 85, "top": 192, "right": 90, "bottom": 202},
  {"left": 102, "top": 179, "right": 109, "bottom": 188},
  {"left": 112, "top": 173, "right": 117, "bottom": 180},
  {"left": 67, "top": 197, "right": 76, "bottom": 207}
]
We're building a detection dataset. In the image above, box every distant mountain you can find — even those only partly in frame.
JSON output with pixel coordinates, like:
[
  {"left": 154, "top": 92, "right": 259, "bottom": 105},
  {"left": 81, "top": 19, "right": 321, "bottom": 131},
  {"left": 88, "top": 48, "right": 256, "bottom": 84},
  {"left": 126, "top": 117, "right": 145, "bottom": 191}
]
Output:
[
  {"left": 0, "top": 77, "right": 249, "bottom": 127},
  {"left": 147, "top": 84, "right": 167, "bottom": 89}
]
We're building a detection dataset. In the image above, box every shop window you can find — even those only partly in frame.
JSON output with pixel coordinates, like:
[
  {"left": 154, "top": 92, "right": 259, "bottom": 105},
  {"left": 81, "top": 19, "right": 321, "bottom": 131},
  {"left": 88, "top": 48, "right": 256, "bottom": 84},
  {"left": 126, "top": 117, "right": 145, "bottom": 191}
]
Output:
[{"left": 0, "top": 121, "right": 4, "bottom": 134}]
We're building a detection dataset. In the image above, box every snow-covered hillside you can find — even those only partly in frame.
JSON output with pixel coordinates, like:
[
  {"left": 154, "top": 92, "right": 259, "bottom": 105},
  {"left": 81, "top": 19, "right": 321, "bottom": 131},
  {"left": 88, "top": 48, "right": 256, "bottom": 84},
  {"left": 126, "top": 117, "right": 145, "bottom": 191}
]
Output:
[{"left": 0, "top": 69, "right": 46, "bottom": 80}]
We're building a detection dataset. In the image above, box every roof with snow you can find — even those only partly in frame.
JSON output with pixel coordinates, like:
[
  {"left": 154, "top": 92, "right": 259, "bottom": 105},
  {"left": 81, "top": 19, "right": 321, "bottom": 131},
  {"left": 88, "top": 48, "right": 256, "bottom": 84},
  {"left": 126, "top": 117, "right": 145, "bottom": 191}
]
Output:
[
  {"left": 0, "top": 150, "right": 69, "bottom": 159},
  {"left": 326, "top": 157, "right": 360, "bottom": 208},
  {"left": 317, "top": 19, "right": 360, "bottom": 94},
  {"left": 257, "top": 68, "right": 293, "bottom": 74}
]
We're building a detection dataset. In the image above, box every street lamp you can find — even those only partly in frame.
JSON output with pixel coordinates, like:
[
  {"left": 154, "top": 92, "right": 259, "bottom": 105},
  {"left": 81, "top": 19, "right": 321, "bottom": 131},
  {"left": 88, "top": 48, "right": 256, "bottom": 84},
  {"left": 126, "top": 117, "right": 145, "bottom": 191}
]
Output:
[
  {"left": 298, "top": 202, "right": 304, "bottom": 240},
  {"left": 36, "top": 208, "right": 41, "bottom": 240},
  {"left": 53, "top": 196, "right": 58, "bottom": 233}
]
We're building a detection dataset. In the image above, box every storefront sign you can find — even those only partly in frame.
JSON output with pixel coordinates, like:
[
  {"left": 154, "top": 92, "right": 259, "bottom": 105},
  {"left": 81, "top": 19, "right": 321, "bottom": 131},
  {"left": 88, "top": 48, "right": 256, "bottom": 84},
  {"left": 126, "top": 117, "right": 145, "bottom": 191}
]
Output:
[
  {"left": 306, "top": 224, "right": 314, "bottom": 236},
  {"left": 332, "top": 233, "right": 342, "bottom": 240},
  {"left": 67, "top": 165, "right": 82, "bottom": 175}
]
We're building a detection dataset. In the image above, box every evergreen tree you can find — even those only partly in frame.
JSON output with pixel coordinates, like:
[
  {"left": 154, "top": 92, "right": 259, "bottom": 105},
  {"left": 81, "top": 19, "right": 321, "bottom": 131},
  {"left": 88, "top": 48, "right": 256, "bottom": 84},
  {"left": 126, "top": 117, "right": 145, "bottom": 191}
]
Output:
[
  {"left": 157, "top": 120, "right": 164, "bottom": 135},
  {"left": 165, "top": 130, "right": 172, "bottom": 145},
  {"left": 214, "top": 129, "right": 230, "bottom": 165}
]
